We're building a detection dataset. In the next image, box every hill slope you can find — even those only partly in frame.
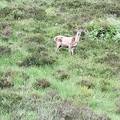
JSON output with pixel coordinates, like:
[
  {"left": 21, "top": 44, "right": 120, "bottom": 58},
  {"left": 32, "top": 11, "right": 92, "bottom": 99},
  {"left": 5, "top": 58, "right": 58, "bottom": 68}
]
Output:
[{"left": 0, "top": 0, "right": 120, "bottom": 120}]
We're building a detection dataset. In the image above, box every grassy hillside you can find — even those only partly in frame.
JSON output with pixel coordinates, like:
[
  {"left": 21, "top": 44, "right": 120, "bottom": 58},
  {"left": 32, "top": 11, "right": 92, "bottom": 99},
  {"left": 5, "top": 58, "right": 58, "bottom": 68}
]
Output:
[{"left": 0, "top": 0, "right": 120, "bottom": 120}]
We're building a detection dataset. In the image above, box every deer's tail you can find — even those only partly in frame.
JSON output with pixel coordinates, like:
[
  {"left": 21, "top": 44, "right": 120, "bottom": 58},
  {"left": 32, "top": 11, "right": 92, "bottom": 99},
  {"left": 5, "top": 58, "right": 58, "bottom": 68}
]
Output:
[{"left": 54, "top": 36, "right": 57, "bottom": 42}]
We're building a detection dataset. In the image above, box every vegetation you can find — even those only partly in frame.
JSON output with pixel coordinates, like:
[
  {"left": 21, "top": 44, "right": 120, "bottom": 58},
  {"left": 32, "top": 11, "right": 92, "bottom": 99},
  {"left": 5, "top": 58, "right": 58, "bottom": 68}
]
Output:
[{"left": 0, "top": 0, "right": 120, "bottom": 120}]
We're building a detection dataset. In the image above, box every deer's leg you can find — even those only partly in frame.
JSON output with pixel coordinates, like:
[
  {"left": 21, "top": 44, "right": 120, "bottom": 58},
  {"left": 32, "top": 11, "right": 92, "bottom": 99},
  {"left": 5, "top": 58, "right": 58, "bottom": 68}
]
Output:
[
  {"left": 71, "top": 46, "right": 76, "bottom": 55},
  {"left": 71, "top": 48, "right": 74, "bottom": 55},
  {"left": 68, "top": 45, "right": 71, "bottom": 54},
  {"left": 68, "top": 44, "right": 74, "bottom": 55},
  {"left": 56, "top": 45, "right": 60, "bottom": 52},
  {"left": 56, "top": 42, "right": 61, "bottom": 52}
]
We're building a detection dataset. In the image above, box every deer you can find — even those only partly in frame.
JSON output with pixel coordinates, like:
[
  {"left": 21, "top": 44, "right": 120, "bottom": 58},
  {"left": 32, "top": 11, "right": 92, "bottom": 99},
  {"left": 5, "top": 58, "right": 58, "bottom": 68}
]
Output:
[{"left": 54, "top": 29, "right": 85, "bottom": 55}]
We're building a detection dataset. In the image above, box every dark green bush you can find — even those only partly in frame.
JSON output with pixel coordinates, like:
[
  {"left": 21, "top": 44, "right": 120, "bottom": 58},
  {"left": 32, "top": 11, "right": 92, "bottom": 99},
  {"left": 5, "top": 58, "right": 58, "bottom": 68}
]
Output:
[
  {"left": 19, "top": 51, "right": 57, "bottom": 67},
  {"left": 0, "top": 7, "right": 12, "bottom": 18},
  {"left": 12, "top": 7, "right": 46, "bottom": 20},
  {"left": 0, "top": 3, "right": 47, "bottom": 20},
  {"left": 87, "top": 20, "right": 117, "bottom": 39},
  {"left": 23, "top": 34, "right": 46, "bottom": 53},
  {"left": 27, "top": 44, "right": 47, "bottom": 53},
  {"left": 24, "top": 34, "right": 45, "bottom": 44}
]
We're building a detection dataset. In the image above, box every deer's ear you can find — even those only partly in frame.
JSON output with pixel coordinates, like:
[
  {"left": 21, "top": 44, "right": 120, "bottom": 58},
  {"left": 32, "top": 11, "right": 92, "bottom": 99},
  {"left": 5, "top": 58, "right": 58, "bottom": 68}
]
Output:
[{"left": 73, "top": 30, "right": 77, "bottom": 35}]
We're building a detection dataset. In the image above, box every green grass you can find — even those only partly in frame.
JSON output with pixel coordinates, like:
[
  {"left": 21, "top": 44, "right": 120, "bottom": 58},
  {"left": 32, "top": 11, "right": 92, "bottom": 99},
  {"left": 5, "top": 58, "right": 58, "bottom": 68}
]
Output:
[{"left": 0, "top": 0, "right": 120, "bottom": 120}]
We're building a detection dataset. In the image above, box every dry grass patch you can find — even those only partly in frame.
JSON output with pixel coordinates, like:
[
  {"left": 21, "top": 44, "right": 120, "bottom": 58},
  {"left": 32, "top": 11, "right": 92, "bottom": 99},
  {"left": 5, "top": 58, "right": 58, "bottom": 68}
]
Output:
[
  {"left": 54, "top": 69, "right": 70, "bottom": 81},
  {"left": 33, "top": 79, "right": 51, "bottom": 89},
  {"left": 76, "top": 79, "right": 95, "bottom": 89}
]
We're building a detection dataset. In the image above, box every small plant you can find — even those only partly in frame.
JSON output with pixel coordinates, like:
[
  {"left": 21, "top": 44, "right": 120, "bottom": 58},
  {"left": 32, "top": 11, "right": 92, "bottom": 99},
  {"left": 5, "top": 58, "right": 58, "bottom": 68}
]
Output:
[
  {"left": 33, "top": 79, "right": 51, "bottom": 89},
  {"left": 79, "top": 86, "right": 93, "bottom": 98},
  {"left": 0, "top": 6, "right": 12, "bottom": 18},
  {"left": 77, "top": 79, "right": 94, "bottom": 89},
  {"left": 116, "top": 97, "right": 120, "bottom": 113},
  {"left": 20, "top": 72, "right": 29, "bottom": 81},
  {"left": 0, "top": 45, "right": 11, "bottom": 56},
  {"left": 100, "top": 79, "right": 111, "bottom": 92},
  {"left": 2, "top": 25, "right": 12, "bottom": 36},
  {"left": 54, "top": 69, "right": 70, "bottom": 81},
  {"left": 0, "top": 77, "right": 13, "bottom": 89},
  {"left": 0, "top": 71, "right": 14, "bottom": 89},
  {"left": 42, "top": 90, "right": 61, "bottom": 102}
]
